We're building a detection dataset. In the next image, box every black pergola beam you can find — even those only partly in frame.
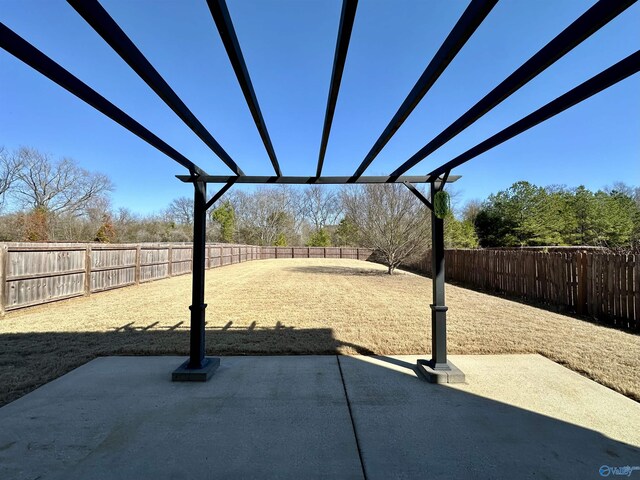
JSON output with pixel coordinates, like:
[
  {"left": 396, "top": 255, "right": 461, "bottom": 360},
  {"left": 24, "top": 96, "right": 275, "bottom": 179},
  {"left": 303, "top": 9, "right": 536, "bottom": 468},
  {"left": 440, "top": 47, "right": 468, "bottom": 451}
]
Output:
[
  {"left": 391, "top": 0, "right": 637, "bottom": 177},
  {"left": 350, "top": 0, "right": 498, "bottom": 180},
  {"left": 316, "top": 0, "right": 358, "bottom": 178},
  {"left": 208, "top": 0, "right": 282, "bottom": 176},
  {"left": 427, "top": 50, "right": 640, "bottom": 179},
  {"left": 67, "top": 0, "right": 244, "bottom": 176},
  {"left": 177, "top": 175, "right": 461, "bottom": 184},
  {"left": 0, "top": 22, "right": 206, "bottom": 177}
]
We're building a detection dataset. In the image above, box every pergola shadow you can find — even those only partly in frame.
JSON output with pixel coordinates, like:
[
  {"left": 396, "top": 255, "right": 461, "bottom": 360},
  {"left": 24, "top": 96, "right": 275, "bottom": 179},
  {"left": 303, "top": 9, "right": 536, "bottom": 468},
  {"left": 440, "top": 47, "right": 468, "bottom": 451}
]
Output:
[{"left": 0, "top": 326, "right": 638, "bottom": 479}]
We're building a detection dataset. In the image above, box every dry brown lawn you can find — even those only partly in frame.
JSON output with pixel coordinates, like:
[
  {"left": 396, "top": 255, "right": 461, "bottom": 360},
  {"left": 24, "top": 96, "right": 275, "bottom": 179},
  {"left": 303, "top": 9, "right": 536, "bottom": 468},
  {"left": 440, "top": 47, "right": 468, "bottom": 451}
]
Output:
[{"left": 1, "top": 258, "right": 638, "bottom": 406}]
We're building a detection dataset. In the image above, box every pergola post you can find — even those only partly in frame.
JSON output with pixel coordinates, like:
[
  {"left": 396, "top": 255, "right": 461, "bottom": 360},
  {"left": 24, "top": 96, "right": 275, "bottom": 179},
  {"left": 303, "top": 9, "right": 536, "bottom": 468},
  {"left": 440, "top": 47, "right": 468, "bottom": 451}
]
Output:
[
  {"left": 430, "top": 181, "right": 447, "bottom": 367},
  {"left": 416, "top": 181, "right": 465, "bottom": 383},
  {"left": 172, "top": 180, "right": 220, "bottom": 381}
]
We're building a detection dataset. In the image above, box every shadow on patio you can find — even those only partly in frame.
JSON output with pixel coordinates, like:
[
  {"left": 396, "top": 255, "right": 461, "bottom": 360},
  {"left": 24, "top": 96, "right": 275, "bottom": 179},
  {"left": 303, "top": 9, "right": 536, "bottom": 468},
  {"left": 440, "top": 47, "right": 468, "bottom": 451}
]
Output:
[{"left": 0, "top": 325, "right": 638, "bottom": 479}]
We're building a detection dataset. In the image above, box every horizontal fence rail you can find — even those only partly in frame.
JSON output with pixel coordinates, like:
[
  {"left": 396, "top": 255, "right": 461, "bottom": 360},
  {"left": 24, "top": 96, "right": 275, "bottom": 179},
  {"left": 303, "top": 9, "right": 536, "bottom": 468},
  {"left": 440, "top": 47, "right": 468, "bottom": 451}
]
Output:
[
  {"left": 405, "top": 249, "right": 639, "bottom": 331},
  {"left": 0, "top": 243, "right": 372, "bottom": 313}
]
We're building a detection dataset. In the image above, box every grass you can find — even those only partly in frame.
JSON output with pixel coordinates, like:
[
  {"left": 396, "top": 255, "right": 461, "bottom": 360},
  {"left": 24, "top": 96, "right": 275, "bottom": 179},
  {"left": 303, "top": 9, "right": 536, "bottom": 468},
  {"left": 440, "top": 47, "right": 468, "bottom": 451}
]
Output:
[{"left": 1, "top": 258, "right": 638, "bottom": 406}]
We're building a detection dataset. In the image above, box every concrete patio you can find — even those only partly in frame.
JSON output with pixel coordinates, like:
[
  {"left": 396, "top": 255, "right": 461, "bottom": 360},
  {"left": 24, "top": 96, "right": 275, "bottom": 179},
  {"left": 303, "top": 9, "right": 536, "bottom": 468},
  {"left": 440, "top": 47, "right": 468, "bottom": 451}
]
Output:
[{"left": 0, "top": 354, "right": 638, "bottom": 480}]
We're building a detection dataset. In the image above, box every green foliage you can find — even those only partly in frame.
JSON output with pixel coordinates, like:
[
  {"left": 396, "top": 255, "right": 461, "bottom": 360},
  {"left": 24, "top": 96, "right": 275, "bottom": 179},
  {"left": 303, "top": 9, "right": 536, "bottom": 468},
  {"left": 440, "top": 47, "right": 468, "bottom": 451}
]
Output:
[
  {"left": 307, "top": 228, "right": 331, "bottom": 247},
  {"left": 473, "top": 181, "right": 640, "bottom": 248},
  {"left": 333, "top": 217, "right": 359, "bottom": 246},
  {"left": 483, "top": 181, "right": 561, "bottom": 246},
  {"left": 210, "top": 201, "right": 236, "bottom": 243},
  {"left": 433, "top": 190, "right": 450, "bottom": 219},
  {"left": 593, "top": 190, "right": 635, "bottom": 247},
  {"left": 444, "top": 212, "right": 478, "bottom": 248},
  {"left": 274, "top": 232, "right": 287, "bottom": 246}
]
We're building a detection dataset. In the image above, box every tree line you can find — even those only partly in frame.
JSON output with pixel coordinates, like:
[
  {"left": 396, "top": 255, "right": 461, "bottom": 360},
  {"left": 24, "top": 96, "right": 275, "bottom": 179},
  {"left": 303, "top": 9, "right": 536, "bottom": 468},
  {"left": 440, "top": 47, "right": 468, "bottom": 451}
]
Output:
[
  {"left": 466, "top": 181, "right": 640, "bottom": 249},
  {"left": 1, "top": 147, "right": 638, "bottom": 271}
]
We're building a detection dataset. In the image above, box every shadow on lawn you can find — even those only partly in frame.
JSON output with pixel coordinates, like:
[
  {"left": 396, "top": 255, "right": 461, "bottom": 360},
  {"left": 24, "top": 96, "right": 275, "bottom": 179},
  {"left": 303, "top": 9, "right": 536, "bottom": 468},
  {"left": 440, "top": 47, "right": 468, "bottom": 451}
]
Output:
[
  {"left": 284, "top": 265, "right": 397, "bottom": 277},
  {"left": 0, "top": 324, "right": 638, "bottom": 479},
  {"left": 0, "top": 323, "right": 379, "bottom": 407}
]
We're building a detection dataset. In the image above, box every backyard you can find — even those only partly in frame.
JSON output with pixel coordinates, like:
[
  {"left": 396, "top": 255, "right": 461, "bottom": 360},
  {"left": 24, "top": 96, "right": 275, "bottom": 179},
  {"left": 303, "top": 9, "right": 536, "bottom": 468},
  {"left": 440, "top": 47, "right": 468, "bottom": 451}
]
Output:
[{"left": 1, "top": 258, "right": 638, "bottom": 406}]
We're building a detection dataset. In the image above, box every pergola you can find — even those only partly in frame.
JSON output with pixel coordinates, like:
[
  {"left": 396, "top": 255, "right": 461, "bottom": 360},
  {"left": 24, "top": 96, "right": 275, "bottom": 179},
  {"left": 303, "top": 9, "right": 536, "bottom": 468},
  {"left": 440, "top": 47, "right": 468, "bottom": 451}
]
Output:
[{"left": 1, "top": 0, "right": 638, "bottom": 382}]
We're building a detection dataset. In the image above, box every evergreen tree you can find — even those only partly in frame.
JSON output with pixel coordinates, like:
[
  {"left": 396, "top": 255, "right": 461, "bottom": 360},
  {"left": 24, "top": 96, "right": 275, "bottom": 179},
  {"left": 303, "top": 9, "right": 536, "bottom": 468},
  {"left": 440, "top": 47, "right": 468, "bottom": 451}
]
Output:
[
  {"left": 307, "top": 228, "right": 331, "bottom": 247},
  {"left": 210, "top": 201, "right": 236, "bottom": 243},
  {"left": 444, "top": 212, "right": 478, "bottom": 248},
  {"left": 333, "top": 217, "right": 359, "bottom": 246},
  {"left": 474, "top": 181, "right": 640, "bottom": 248}
]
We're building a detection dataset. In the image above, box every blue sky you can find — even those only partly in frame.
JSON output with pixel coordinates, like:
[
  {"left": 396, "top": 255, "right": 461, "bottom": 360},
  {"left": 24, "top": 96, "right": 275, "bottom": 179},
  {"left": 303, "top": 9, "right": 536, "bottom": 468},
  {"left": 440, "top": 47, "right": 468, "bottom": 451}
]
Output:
[{"left": 1, "top": 0, "right": 639, "bottom": 215}]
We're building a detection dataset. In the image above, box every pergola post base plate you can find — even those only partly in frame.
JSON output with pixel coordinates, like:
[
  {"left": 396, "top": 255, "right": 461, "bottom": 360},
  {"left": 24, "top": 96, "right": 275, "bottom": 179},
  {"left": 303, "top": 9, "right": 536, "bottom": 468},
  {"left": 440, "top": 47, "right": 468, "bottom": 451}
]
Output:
[
  {"left": 416, "top": 359, "right": 465, "bottom": 384},
  {"left": 172, "top": 357, "right": 220, "bottom": 382}
]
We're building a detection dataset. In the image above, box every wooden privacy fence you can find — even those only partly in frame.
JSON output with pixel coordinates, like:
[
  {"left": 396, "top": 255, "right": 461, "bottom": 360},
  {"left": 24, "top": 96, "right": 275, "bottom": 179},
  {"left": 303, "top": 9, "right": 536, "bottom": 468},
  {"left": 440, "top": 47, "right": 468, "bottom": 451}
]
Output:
[
  {"left": 261, "top": 246, "right": 371, "bottom": 260},
  {"left": 407, "top": 249, "right": 639, "bottom": 330},
  {"left": 0, "top": 243, "right": 372, "bottom": 313}
]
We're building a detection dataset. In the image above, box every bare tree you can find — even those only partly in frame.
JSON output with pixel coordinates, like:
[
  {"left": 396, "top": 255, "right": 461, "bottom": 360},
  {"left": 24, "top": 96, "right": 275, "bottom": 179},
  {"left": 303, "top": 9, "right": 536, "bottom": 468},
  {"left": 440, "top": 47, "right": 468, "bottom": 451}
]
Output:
[
  {"left": 112, "top": 207, "right": 139, "bottom": 242},
  {"left": 227, "top": 186, "right": 302, "bottom": 245},
  {"left": 605, "top": 181, "right": 640, "bottom": 208},
  {"left": 342, "top": 184, "right": 431, "bottom": 274},
  {"left": 164, "top": 196, "right": 194, "bottom": 225},
  {"left": 12, "top": 147, "right": 113, "bottom": 216},
  {"left": 0, "top": 147, "right": 22, "bottom": 210},
  {"left": 0, "top": 212, "right": 22, "bottom": 241},
  {"left": 461, "top": 199, "right": 483, "bottom": 224},
  {"left": 53, "top": 196, "right": 114, "bottom": 242},
  {"left": 301, "top": 185, "right": 342, "bottom": 231}
]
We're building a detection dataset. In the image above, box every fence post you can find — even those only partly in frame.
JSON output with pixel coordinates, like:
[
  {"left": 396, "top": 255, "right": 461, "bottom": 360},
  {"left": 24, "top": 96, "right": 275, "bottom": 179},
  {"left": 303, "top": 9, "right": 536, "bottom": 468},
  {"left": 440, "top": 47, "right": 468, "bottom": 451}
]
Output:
[
  {"left": 577, "top": 252, "right": 587, "bottom": 315},
  {"left": 0, "top": 244, "right": 7, "bottom": 315},
  {"left": 168, "top": 245, "right": 173, "bottom": 277},
  {"left": 135, "top": 245, "right": 141, "bottom": 285},
  {"left": 631, "top": 253, "right": 640, "bottom": 330},
  {"left": 84, "top": 244, "right": 92, "bottom": 296}
]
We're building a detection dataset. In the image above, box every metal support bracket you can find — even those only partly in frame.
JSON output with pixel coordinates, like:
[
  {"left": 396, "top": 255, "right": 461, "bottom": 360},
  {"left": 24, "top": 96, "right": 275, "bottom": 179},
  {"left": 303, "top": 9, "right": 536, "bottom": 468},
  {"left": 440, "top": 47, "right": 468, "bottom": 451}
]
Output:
[
  {"left": 403, "top": 182, "right": 433, "bottom": 211},
  {"left": 437, "top": 170, "right": 450, "bottom": 192},
  {"left": 205, "top": 179, "right": 236, "bottom": 211}
]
